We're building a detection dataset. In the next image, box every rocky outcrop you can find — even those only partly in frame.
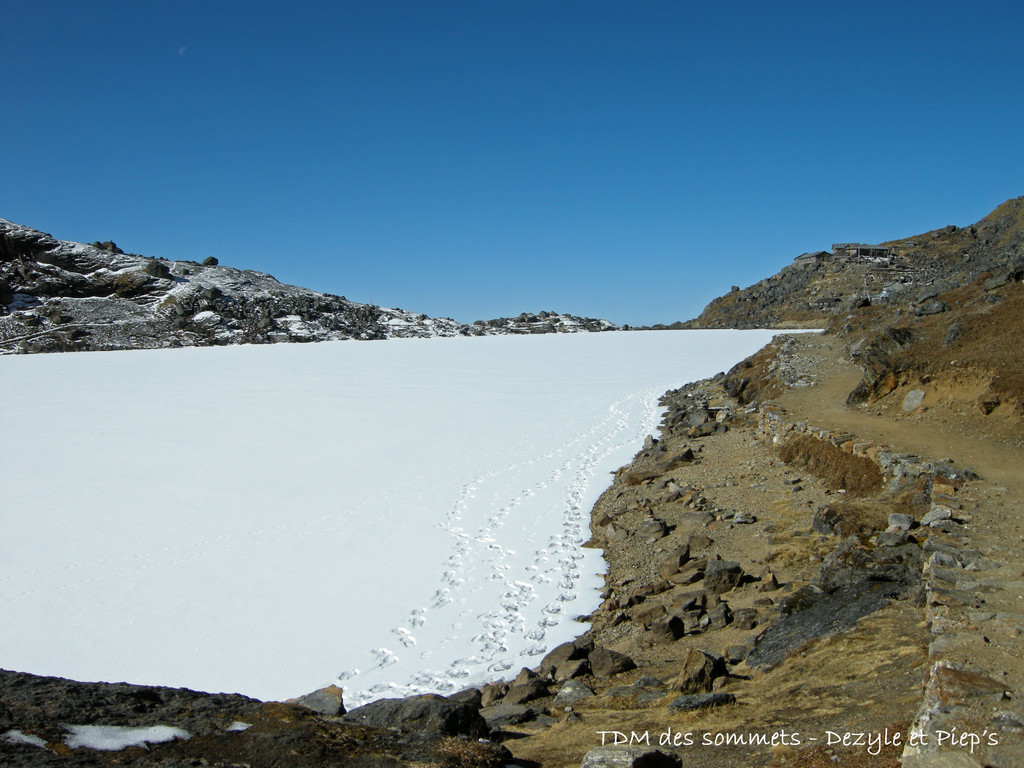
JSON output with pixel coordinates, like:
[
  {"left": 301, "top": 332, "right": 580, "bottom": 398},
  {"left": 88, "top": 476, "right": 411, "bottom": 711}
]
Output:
[
  {"left": 0, "top": 219, "right": 619, "bottom": 354},
  {"left": 0, "top": 670, "right": 510, "bottom": 767},
  {"left": 471, "top": 310, "right": 618, "bottom": 334},
  {"left": 343, "top": 693, "right": 489, "bottom": 738},
  {"left": 680, "top": 196, "right": 1024, "bottom": 330}
]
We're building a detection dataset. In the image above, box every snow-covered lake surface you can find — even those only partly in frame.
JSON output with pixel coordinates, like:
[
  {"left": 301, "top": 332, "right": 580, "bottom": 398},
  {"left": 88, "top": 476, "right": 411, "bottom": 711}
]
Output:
[{"left": 0, "top": 330, "right": 779, "bottom": 704}]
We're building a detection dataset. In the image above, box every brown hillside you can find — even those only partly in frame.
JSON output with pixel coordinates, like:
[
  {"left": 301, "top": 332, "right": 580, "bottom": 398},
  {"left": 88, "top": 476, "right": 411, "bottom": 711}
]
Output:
[{"left": 682, "top": 195, "right": 1024, "bottom": 330}]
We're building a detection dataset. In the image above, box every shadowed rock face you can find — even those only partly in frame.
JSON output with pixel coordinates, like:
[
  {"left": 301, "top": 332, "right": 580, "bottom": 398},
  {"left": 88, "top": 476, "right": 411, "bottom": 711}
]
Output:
[
  {"left": 0, "top": 670, "right": 509, "bottom": 768},
  {"left": 746, "top": 536, "right": 923, "bottom": 669}
]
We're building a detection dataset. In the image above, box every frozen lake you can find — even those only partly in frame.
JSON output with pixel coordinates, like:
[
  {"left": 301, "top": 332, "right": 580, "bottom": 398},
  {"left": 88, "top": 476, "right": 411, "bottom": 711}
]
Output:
[{"left": 0, "top": 330, "right": 778, "bottom": 704}]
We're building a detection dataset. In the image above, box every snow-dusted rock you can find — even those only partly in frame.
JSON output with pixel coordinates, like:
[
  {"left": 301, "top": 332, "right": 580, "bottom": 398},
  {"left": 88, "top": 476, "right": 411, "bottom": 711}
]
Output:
[{"left": 1, "top": 218, "right": 620, "bottom": 354}]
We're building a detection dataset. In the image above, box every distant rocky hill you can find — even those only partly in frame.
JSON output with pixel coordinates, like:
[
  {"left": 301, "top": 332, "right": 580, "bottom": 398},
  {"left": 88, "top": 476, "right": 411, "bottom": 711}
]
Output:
[
  {"left": 0, "top": 219, "right": 617, "bottom": 354},
  {"left": 681, "top": 196, "right": 1024, "bottom": 329}
]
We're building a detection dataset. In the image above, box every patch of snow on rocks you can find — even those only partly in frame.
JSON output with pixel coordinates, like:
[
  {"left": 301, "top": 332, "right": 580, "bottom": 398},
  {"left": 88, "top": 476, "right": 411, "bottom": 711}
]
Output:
[{"left": 63, "top": 724, "right": 191, "bottom": 751}]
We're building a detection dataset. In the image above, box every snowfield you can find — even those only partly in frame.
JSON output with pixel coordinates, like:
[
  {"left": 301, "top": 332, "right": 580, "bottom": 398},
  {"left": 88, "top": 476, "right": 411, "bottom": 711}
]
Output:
[{"left": 0, "top": 330, "right": 779, "bottom": 704}]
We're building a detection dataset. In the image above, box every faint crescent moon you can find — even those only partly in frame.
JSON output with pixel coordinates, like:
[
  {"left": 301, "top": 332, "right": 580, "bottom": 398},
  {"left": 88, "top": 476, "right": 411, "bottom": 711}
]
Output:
[{"left": 179, "top": 46, "right": 187, "bottom": 57}]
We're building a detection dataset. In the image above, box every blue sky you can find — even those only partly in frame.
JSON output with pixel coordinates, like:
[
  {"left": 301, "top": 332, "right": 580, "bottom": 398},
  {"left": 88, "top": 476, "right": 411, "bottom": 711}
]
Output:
[{"left": 3, "top": 1, "right": 1022, "bottom": 325}]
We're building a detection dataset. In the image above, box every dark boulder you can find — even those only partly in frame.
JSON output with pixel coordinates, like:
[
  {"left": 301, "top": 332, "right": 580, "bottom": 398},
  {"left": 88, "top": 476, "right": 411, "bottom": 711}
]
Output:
[
  {"left": 502, "top": 679, "right": 549, "bottom": 705},
  {"left": 703, "top": 560, "right": 744, "bottom": 595},
  {"left": 670, "top": 648, "right": 725, "bottom": 693},
  {"left": 144, "top": 259, "right": 170, "bottom": 278},
  {"left": 589, "top": 647, "right": 637, "bottom": 679},
  {"left": 344, "top": 693, "right": 488, "bottom": 738},
  {"left": 538, "top": 637, "right": 593, "bottom": 675},
  {"left": 646, "top": 615, "right": 685, "bottom": 644},
  {"left": 447, "top": 687, "right": 483, "bottom": 709},
  {"left": 478, "top": 702, "right": 536, "bottom": 730}
]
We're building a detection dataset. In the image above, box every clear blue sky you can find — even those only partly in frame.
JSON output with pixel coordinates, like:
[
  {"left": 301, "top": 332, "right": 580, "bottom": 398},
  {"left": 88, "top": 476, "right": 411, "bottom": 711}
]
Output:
[{"left": 3, "top": 1, "right": 1022, "bottom": 325}]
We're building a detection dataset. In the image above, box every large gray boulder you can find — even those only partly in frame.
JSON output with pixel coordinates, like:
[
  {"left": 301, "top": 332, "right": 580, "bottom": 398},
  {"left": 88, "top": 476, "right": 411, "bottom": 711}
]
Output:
[
  {"left": 289, "top": 684, "right": 346, "bottom": 715},
  {"left": 553, "top": 680, "right": 595, "bottom": 707},
  {"left": 344, "top": 693, "right": 487, "bottom": 738}
]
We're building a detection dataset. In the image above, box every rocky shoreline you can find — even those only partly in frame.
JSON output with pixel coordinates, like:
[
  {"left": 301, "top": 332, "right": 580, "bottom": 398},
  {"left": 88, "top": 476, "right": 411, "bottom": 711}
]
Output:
[{"left": 499, "top": 331, "right": 1023, "bottom": 768}]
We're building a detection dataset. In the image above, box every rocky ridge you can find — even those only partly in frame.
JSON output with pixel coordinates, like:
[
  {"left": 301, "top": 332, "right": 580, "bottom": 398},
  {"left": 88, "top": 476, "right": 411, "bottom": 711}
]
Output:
[
  {"left": 0, "top": 219, "right": 618, "bottom": 354},
  {"left": 680, "top": 196, "right": 1024, "bottom": 331}
]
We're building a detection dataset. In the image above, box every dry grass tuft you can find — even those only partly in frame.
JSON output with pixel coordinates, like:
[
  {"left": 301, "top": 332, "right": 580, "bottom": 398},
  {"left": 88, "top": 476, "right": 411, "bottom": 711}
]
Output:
[
  {"left": 437, "top": 738, "right": 508, "bottom": 768},
  {"left": 779, "top": 435, "right": 883, "bottom": 496}
]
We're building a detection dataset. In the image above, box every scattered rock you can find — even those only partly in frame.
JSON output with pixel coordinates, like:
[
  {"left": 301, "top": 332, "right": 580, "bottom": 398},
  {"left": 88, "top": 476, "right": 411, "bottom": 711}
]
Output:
[
  {"left": 702, "top": 560, "right": 744, "bottom": 595},
  {"left": 670, "top": 649, "right": 722, "bottom": 693},
  {"left": 688, "top": 532, "right": 713, "bottom": 550},
  {"left": 704, "top": 602, "right": 733, "bottom": 630},
  {"left": 604, "top": 522, "right": 629, "bottom": 542},
  {"left": 502, "top": 679, "right": 549, "bottom": 706},
  {"left": 902, "top": 389, "right": 926, "bottom": 411},
  {"left": 632, "top": 601, "right": 667, "bottom": 628},
  {"left": 812, "top": 504, "right": 844, "bottom": 535},
  {"left": 732, "top": 608, "right": 758, "bottom": 630},
  {"left": 668, "top": 558, "right": 706, "bottom": 585},
  {"left": 915, "top": 299, "right": 950, "bottom": 316},
  {"left": 667, "top": 692, "right": 736, "bottom": 712},
  {"left": 922, "top": 506, "right": 955, "bottom": 526},
  {"left": 144, "top": 259, "right": 171, "bottom": 278},
  {"left": 724, "top": 645, "right": 749, "bottom": 664},
  {"left": 448, "top": 687, "right": 483, "bottom": 708},
  {"left": 888, "top": 512, "right": 915, "bottom": 531},
  {"left": 554, "top": 658, "right": 591, "bottom": 680},
  {"left": 553, "top": 680, "right": 595, "bottom": 707},
  {"left": 902, "top": 753, "right": 985, "bottom": 768},
  {"left": 512, "top": 667, "right": 539, "bottom": 686},
  {"left": 658, "top": 543, "right": 691, "bottom": 579},
  {"left": 479, "top": 682, "right": 508, "bottom": 708},
  {"left": 589, "top": 648, "right": 637, "bottom": 679},
  {"left": 479, "top": 702, "right": 536, "bottom": 730},
  {"left": 646, "top": 615, "right": 686, "bottom": 644},
  {"left": 637, "top": 517, "right": 668, "bottom": 539},
  {"left": 657, "top": 448, "right": 695, "bottom": 471},
  {"left": 580, "top": 745, "right": 682, "bottom": 768}
]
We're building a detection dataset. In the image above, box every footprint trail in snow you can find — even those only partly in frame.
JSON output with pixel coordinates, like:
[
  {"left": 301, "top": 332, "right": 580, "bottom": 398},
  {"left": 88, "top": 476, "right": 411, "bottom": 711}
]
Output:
[{"left": 337, "top": 388, "right": 666, "bottom": 706}]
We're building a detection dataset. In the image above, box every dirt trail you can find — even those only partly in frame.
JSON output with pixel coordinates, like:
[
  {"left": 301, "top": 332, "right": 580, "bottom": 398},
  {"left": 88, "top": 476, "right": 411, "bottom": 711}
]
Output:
[
  {"left": 509, "top": 332, "right": 1024, "bottom": 768},
  {"left": 770, "top": 332, "right": 1024, "bottom": 768},
  {"left": 773, "top": 333, "right": 1024, "bottom": 493}
]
